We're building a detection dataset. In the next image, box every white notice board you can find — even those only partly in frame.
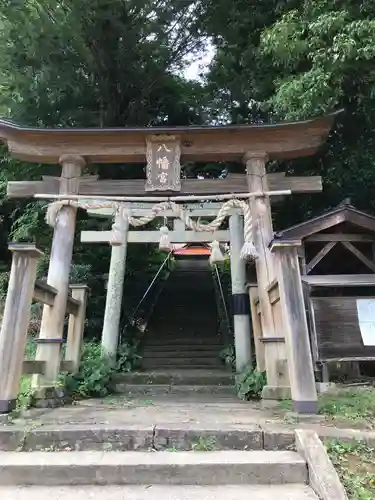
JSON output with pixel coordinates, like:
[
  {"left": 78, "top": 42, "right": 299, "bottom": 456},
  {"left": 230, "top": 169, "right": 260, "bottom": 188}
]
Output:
[{"left": 356, "top": 299, "right": 375, "bottom": 346}]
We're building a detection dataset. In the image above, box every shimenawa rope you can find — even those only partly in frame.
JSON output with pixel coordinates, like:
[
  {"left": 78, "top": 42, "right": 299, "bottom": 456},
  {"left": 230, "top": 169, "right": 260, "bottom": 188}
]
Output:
[{"left": 45, "top": 199, "right": 257, "bottom": 261}]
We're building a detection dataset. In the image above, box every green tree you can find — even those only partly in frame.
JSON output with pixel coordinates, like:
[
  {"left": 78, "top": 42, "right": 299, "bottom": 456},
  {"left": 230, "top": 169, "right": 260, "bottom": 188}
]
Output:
[
  {"left": 203, "top": 0, "right": 297, "bottom": 124},
  {"left": 204, "top": 0, "right": 375, "bottom": 225},
  {"left": 260, "top": 0, "right": 375, "bottom": 220},
  {"left": 0, "top": 0, "right": 207, "bottom": 127},
  {"left": 0, "top": 0, "right": 208, "bottom": 335}
]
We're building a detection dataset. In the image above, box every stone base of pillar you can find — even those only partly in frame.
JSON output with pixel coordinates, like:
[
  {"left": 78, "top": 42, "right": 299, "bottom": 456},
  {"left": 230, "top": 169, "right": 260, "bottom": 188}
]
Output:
[
  {"left": 262, "top": 385, "right": 291, "bottom": 401},
  {"left": 0, "top": 414, "right": 9, "bottom": 423},
  {"left": 33, "top": 386, "right": 72, "bottom": 409},
  {"left": 233, "top": 314, "right": 252, "bottom": 373},
  {"left": 286, "top": 411, "right": 325, "bottom": 422}
]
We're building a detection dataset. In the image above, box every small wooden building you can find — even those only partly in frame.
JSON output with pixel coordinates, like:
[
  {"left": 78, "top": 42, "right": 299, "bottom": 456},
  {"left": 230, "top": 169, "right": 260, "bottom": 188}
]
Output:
[{"left": 277, "top": 201, "right": 375, "bottom": 379}]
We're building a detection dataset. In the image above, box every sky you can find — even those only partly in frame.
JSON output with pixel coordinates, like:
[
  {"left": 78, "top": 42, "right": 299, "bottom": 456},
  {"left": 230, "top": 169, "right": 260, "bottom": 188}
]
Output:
[{"left": 183, "top": 41, "right": 215, "bottom": 81}]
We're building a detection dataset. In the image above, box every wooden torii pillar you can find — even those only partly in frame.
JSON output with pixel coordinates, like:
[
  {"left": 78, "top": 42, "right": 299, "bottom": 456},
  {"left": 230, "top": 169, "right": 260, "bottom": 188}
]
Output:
[
  {"left": 244, "top": 152, "right": 317, "bottom": 410},
  {"left": 33, "top": 155, "right": 85, "bottom": 394},
  {"left": 245, "top": 153, "right": 288, "bottom": 398}
]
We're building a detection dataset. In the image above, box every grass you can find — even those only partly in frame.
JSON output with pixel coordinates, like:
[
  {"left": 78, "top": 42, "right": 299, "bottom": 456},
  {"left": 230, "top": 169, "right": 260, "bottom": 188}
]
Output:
[
  {"left": 14, "top": 339, "right": 39, "bottom": 415},
  {"left": 166, "top": 437, "right": 218, "bottom": 452},
  {"left": 321, "top": 389, "right": 375, "bottom": 425},
  {"left": 24, "top": 338, "right": 37, "bottom": 360},
  {"left": 10, "top": 375, "right": 34, "bottom": 418},
  {"left": 191, "top": 437, "right": 218, "bottom": 451},
  {"left": 326, "top": 440, "right": 375, "bottom": 500},
  {"left": 280, "top": 388, "right": 375, "bottom": 426}
]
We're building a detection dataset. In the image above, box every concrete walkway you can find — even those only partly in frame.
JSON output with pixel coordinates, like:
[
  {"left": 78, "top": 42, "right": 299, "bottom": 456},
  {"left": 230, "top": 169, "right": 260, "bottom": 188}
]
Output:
[
  {"left": 0, "top": 485, "right": 318, "bottom": 500},
  {"left": 8, "top": 393, "right": 302, "bottom": 428},
  {"left": 2, "top": 392, "right": 375, "bottom": 450}
]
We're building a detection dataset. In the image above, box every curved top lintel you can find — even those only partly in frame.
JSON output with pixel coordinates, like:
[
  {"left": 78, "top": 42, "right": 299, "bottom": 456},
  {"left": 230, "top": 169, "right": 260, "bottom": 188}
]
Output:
[{"left": 0, "top": 109, "right": 343, "bottom": 165}]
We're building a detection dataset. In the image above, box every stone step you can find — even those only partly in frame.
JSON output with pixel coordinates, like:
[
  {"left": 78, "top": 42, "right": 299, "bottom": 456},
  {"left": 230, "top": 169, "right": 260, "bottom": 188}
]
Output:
[
  {"left": 0, "top": 423, "right": 295, "bottom": 453},
  {"left": 0, "top": 451, "right": 308, "bottom": 486},
  {"left": 141, "top": 366, "right": 224, "bottom": 372},
  {"left": 153, "top": 305, "right": 216, "bottom": 310},
  {"left": 150, "top": 328, "right": 219, "bottom": 332},
  {"left": 143, "top": 347, "right": 223, "bottom": 353},
  {"left": 145, "top": 333, "right": 220, "bottom": 337},
  {"left": 0, "top": 484, "right": 319, "bottom": 499},
  {"left": 152, "top": 315, "right": 217, "bottom": 319},
  {"left": 155, "top": 296, "right": 216, "bottom": 300},
  {"left": 144, "top": 345, "right": 223, "bottom": 350},
  {"left": 113, "top": 384, "right": 236, "bottom": 397},
  {"left": 112, "top": 370, "right": 235, "bottom": 386},
  {"left": 148, "top": 328, "right": 219, "bottom": 333},
  {"left": 157, "top": 286, "right": 215, "bottom": 289},
  {"left": 144, "top": 345, "right": 220, "bottom": 359},
  {"left": 142, "top": 351, "right": 222, "bottom": 358},
  {"left": 141, "top": 364, "right": 224, "bottom": 370},
  {"left": 141, "top": 361, "right": 224, "bottom": 369},
  {"left": 143, "top": 345, "right": 223, "bottom": 351},
  {"left": 144, "top": 346, "right": 223, "bottom": 352},
  {"left": 145, "top": 331, "right": 223, "bottom": 345},
  {"left": 149, "top": 318, "right": 218, "bottom": 322},
  {"left": 142, "top": 355, "right": 222, "bottom": 362},
  {"left": 157, "top": 292, "right": 216, "bottom": 295}
]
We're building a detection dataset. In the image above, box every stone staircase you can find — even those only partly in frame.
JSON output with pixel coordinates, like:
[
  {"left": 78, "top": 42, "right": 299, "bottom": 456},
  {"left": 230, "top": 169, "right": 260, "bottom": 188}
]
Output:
[
  {"left": 0, "top": 405, "right": 343, "bottom": 499},
  {"left": 0, "top": 450, "right": 318, "bottom": 499},
  {"left": 141, "top": 259, "right": 225, "bottom": 371},
  {"left": 111, "top": 369, "right": 236, "bottom": 396}
]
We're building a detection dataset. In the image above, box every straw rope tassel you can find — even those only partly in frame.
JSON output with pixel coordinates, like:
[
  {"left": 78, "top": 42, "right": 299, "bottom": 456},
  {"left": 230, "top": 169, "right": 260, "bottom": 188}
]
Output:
[
  {"left": 240, "top": 201, "right": 257, "bottom": 260},
  {"left": 159, "top": 220, "right": 172, "bottom": 252},
  {"left": 209, "top": 240, "right": 225, "bottom": 265}
]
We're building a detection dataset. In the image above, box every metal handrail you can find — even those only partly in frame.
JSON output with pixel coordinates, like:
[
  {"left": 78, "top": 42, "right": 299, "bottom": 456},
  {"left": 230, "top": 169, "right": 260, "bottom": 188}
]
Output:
[
  {"left": 130, "top": 251, "right": 173, "bottom": 322},
  {"left": 213, "top": 264, "right": 232, "bottom": 335}
]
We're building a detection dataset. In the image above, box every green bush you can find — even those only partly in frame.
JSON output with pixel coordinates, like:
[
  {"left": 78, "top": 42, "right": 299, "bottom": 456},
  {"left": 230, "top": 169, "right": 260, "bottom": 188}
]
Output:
[
  {"left": 62, "top": 342, "right": 114, "bottom": 399},
  {"left": 235, "top": 366, "right": 267, "bottom": 400},
  {"left": 116, "top": 342, "right": 142, "bottom": 373},
  {"left": 219, "top": 345, "right": 236, "bottom": 370},
  {"left": 16, "top": 376, "right": 34, "bottom": 413}
]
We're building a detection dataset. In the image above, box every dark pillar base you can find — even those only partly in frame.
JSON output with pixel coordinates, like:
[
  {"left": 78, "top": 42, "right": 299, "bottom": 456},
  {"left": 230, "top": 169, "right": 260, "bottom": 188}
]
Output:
[
  {"left": 232, "top": 293, "right": 250, "bottom": 315},
  {"left": 0, "top": 399, "right": 16, "bottom": 414},
  {"left": 292, "top": 399, "right": 319, "bottom": 415}
]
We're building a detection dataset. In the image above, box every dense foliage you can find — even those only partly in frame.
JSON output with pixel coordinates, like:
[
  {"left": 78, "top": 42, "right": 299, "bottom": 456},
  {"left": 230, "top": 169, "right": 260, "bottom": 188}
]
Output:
[
  {"left": 0, "top": 0, "right": 374, "bottom": 332},
  {"left": 235, "top": 366, "right": 267, "bottom": 400}
]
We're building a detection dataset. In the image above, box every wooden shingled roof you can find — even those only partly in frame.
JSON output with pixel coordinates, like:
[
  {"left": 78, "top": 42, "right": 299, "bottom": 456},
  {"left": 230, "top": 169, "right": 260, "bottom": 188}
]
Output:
[{"left": 276, "top": 201, "right": 375, "bottom": 240}]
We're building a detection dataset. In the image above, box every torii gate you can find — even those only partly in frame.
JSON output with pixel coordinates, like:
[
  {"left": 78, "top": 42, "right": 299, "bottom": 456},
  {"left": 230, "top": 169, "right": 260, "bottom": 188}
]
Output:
[{"left": 0, "top": 111, "right": 340, "bottom": 413}]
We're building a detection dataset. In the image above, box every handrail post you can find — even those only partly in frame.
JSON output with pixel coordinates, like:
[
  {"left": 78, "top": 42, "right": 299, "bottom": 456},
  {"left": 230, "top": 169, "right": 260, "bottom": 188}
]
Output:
[
  {"left": 0, "top": 243, "right": 43, "bottom": 414},
  {"left": 65, "top": 285, "right": 89, "bottom": 373}
]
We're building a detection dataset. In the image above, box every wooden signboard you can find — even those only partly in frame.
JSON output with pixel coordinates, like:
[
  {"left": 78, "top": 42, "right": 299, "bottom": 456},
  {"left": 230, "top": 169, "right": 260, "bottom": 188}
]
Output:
[
  {"left": 145, "top": 135, "right": 181, "bottom": 192},
  {"left": 311, "top": 296, "right": 375, "bottom": 361}
]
